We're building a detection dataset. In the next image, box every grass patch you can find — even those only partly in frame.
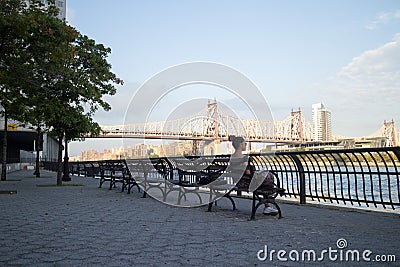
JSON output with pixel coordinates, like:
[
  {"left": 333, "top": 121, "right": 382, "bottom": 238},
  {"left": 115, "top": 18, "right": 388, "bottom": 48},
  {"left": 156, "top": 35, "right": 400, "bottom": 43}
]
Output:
[{"left": 36, "top": 184, "right": 84, "bottom": 187}]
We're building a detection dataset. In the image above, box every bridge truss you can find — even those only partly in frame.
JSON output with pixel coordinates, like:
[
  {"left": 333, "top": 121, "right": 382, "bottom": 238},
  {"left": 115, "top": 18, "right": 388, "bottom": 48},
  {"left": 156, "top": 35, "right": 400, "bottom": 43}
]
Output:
[
  {"left": 100, "top": 101, "right": 313, "bottom": 143},
  {"left": 98, "top": 101, "right": 399, "bottom": 146},
  {"left": 368, "top": 119, "right": 400, "bottom": 147}
]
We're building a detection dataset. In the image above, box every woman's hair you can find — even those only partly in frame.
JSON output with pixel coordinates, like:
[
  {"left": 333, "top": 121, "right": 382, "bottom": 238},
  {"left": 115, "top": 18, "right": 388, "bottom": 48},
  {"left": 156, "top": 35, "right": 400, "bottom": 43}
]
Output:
[{"left": 229, "top": 135, "right": 245, "bottom": 149}]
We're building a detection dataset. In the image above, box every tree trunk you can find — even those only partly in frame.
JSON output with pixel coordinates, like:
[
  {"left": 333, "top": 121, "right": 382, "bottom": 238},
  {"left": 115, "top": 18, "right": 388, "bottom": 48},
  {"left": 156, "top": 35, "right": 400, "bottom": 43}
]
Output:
[
  {"left": 33, "top": 126, "right": 41, "bottom": 177},
  {"left": 62, "top": 138, "right": 71, "bottom": 181},
  {"left": 56, "top": 135, "right": 63, "bottom": 185},
  {"left": 1, "top": 110, "right": 7, "bottom": 181}
]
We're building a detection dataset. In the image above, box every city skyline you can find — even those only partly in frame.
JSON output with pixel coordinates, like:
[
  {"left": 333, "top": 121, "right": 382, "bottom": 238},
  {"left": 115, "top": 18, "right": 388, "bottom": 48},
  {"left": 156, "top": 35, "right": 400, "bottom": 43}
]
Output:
[
  {"left": 71, "top": 141, "right": 196, "bottom": 161},
  {"left": 66, "top": 0, "right": 400, "bottom": 156}
]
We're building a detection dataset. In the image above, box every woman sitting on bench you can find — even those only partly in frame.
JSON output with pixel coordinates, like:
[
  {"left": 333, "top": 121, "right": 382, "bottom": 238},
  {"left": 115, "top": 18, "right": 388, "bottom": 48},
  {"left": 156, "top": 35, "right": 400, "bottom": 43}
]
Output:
[{"left": 230, "top": 136, "right": 279, "bottom": 215}]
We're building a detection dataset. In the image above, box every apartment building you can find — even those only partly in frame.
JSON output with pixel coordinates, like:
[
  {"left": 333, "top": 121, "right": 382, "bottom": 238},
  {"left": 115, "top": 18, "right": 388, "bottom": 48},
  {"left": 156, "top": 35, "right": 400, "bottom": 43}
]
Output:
[{"left": 312, "top": 103, "right": 332, "bottom": 141}]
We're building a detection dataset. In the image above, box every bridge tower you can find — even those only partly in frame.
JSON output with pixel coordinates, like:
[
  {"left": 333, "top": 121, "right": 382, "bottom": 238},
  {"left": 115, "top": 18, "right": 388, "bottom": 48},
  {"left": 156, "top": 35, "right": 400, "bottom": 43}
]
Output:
[
  {"left": 206, "top": 98, "right": 219, "bottom": 138},
  {"left": 287, "top": 108, "right": 305, "bottom": 141},
  {"left": 205, "top": 99, "right": 221, "bottom": 155},
  {"left": 191, "top": 140, "right": 199, "bottom": 155},
  {"left": 383, "top": 119, "right": 399, "bottom": 147}
]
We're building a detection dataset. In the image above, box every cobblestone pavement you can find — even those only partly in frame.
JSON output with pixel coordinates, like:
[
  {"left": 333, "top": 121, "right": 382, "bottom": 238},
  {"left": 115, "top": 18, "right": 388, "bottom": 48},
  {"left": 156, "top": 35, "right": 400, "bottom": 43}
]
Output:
[{"left": 0, "top": 170, "right": 399, "bottom": 266}]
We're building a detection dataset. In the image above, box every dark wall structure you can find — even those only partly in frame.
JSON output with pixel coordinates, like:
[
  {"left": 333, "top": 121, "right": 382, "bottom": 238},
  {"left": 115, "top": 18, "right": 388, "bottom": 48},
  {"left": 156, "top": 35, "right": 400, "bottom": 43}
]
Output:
[
  {"left": 0, "top": 131, "right": 36, "bottom": 163},
  {"left": 0, "top": 131, "right": 59, "bottom": 163}
]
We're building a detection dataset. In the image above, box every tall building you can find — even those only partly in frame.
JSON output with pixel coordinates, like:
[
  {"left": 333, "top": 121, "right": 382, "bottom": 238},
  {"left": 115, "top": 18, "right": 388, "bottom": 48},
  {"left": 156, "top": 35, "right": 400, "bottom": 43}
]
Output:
[
  {"left": 53, "top": 0, "right": 67, "bottom": 20},
  {"left": 312, "top": 103, "right": 332, "bottom": 141},
  {"left": 25, "top": 0, "right": 67, "bottom": 20}
]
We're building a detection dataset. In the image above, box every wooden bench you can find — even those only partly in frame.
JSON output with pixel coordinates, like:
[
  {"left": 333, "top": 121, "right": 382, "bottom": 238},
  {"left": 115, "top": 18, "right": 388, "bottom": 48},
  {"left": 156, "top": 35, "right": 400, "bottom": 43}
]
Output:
[
  {"left": 232, "top": 170, "right": 285, "bottom": 219},
  {"left": 86, "top": 162, "right": 101, "bottom": 178},
  {"left": 125, "top": 158, "right": 174, "bottom": 199},
  {"left": 121, "top": 159, "right": 142, "bottom": 194},
  {"left": 98, "top": 160, "right": 132, "bottom": 191},
  {"left": 121, "top": 155, "right": 286, "bottom": 220},
  {"left": 205, "top": 156, "right": 286, "bottom": 220},
  {"left": 70, "top": 161, "right": 97, "bottom": 177},
  {"left": 166, "top": 157, "right": 227, "bottom": 205}
]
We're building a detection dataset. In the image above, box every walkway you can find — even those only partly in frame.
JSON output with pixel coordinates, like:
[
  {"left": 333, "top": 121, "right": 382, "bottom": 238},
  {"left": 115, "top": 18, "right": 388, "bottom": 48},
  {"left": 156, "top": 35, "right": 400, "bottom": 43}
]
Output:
[{"left": 0, "top": 170, "right": 399, "bottom": 266}]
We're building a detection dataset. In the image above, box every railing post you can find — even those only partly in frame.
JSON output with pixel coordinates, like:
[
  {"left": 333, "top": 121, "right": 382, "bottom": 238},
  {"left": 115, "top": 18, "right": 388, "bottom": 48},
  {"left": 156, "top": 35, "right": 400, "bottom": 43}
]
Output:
[
  {"left": 289, "top": 154, "right": 306, "bottom": 204},
  {"left": 392, "top": 147, "right": 400, "bottom": 162}
]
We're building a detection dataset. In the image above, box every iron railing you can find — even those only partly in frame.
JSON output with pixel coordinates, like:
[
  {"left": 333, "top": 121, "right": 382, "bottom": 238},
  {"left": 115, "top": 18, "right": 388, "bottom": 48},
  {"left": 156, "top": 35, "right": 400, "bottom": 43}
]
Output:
[
  {"left": 44, "top": 147, "right": 400, "bottom": 211},
  {"left": 261, "top": 147, "right": 400, "bottom": 210}
]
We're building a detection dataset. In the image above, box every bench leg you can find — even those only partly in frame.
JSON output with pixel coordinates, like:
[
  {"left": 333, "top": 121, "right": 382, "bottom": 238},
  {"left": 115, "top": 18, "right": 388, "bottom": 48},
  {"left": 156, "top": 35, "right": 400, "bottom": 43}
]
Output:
[
  {"left": 276, "top": 204, "right": 282, "bottom": 219},
  {"left": 208, "top": 194, "right": 236, "bottom": 212},
  {"left": 224, "top": 194, "right": 236, "bottom": 211},
  {"left": 127, "top": 182, "right": 140, "bottom": 194},
  {"left": 270, "top": 200, "right": 282, "bottom": 219},
  {"left": 109, "top": 178, "right": 113, "bottom": 190},
  {"left": 177, "top": 189, "right": 202, "bottom": 205},
  {"left": 250, "top": 195, "right": 257, "bottom": 220},
  {"left": 207, "top": 202, "right": 213, "bottom": 212},
  {"left": 137, "top": 184, "right": 141, "bottom": 193},
  {"left": 250, "top": 195, "right": 283, "bottom": 220}
]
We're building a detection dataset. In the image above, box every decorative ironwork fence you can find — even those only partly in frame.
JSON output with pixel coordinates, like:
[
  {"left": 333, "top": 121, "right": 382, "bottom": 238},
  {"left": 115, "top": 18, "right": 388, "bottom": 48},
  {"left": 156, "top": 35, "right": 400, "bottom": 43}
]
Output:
[
  {"left": 257, "top": 147, "right": 400, "bottom": 210},
  {"left": 45, "top": 147, "right": 400, "bottom": 211}
]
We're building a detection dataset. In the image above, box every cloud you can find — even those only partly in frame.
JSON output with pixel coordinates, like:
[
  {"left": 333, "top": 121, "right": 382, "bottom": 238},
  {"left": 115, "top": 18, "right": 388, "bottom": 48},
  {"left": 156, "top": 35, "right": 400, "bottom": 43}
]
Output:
[
  {"left": 319, "top": 34, "right": 400, "bottom": 136},
  {"left": 337, "top": 34, "right": 400, "bottom": 101},
  {"left": 366, "top": 10, "right": 400, "bottom": 30}
]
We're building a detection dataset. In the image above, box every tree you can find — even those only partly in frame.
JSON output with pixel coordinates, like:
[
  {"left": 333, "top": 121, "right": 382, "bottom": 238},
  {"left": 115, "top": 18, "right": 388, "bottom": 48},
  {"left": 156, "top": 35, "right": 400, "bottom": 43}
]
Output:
[
  {"left": 19, "top": 0, "right": 70, "bottom": 178},
  {"left": 21, "top": 22, "right": 123, "bottom": 184},
  {"left": 47, "top": 104, "right": 102, "bottom": 185},
  {"left": 1, "top": 0, "right": 71, "bottom": 180},
  {"left": 46, "top": 28, "right": 122, "bottom": 185},
  {"left": 62, "top": 110, "right": 102, "bottom": 182},
  {"left": 0, "top": 0, "right": 38, "bottom": 180},
  {"left": 0, "top": 0, "right": 122, "bottom": 183}
]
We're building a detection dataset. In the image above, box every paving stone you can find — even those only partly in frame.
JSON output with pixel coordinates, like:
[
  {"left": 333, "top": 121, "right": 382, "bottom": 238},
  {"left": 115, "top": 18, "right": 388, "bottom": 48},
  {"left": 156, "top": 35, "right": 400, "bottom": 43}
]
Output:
[{"left": 0, "top": 170, "right": 399, "bottom": 266}]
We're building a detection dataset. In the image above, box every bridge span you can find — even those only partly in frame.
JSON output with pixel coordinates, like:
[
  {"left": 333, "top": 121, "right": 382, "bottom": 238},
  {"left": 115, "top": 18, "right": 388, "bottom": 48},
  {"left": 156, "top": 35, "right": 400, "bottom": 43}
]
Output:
[
  {"left": 97, "top": 101, "right": 314, "bottom": 144},
  {"left": 93, "top": 101, "right": 399, "bottom": 147}
]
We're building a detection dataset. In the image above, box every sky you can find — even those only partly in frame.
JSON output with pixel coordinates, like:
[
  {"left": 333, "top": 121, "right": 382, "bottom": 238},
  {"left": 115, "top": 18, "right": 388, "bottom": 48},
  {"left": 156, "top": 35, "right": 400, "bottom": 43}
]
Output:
[{"left": 66, "top": 0, "right": 400, "bottom": 156}]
